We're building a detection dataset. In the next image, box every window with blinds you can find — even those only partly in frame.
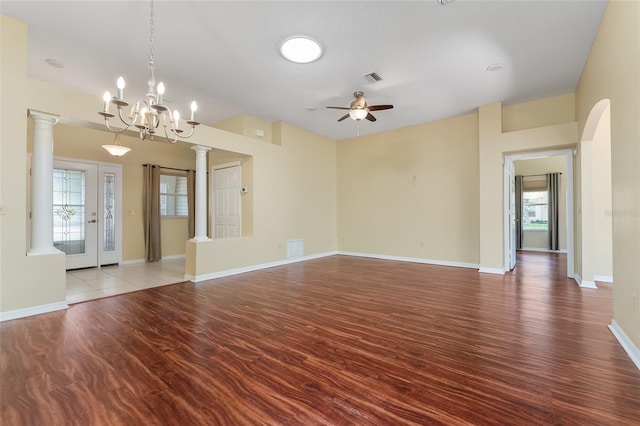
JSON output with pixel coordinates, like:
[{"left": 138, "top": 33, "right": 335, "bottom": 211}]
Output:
[
  {"left": 522, "top": 176, "right": 548, "bottom": 231},
  {"left": 159, "top": 174, "right": 188, "bottom": 217}
]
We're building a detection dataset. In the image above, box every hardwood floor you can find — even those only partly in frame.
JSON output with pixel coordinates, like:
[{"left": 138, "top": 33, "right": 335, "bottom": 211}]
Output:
[{"left": 2, "top": 252, "right": 639, "bottom": 425}]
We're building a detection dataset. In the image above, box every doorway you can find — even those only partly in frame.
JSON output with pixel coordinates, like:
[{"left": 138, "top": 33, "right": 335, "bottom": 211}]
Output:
[
  {"left": 53, "top": 158, "right": 123, "bottom": 270},
  {"left": 503, "top": 149, "right": 575, "bottom": 278}
]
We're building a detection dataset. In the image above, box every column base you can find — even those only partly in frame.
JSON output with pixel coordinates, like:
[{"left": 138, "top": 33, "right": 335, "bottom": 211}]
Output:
[
  {"left": 189, "top": 236, "right": 212, "bottom": 243},
  {"left": 27, "top": 247, "right": 63, "bottom": 256}
]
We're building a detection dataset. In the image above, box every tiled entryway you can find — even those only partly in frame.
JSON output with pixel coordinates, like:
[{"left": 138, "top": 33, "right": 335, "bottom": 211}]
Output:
[{"left": 65, "top": 258, "right": 186, "bottom": 304}]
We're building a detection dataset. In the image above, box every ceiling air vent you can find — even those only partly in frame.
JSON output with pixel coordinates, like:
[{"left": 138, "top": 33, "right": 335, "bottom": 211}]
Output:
[{"left": 363, "top": 72, "right": 382, "bottom": 83}]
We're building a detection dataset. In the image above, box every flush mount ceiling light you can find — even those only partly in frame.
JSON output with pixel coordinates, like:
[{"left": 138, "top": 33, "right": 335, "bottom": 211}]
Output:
[
  {"left": 98, "top": 0, "right": 199, "bottom": 144},
  {"left": 280, "top": 36, "right": 323, "bottom": 64}
]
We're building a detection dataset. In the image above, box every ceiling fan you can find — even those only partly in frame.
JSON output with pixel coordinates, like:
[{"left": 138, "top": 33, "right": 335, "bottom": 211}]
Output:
[{"left": 326, "top": 91, "right": 394, "bottom": 122}]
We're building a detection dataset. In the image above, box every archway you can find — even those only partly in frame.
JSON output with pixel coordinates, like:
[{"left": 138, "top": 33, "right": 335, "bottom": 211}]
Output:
[{"left": 577, "top": 99, "right": 613, "bottom": 288}]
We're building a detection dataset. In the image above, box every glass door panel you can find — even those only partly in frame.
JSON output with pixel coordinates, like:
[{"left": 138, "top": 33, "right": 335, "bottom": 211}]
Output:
[
  {"left": 53, "top": 160, "right": 98, "bottom": 270},
  {"left": 53, "top": 168, "right": 86, "bottom": 255}
]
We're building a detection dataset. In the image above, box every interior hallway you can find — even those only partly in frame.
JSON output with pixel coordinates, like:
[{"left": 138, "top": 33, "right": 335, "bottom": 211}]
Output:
[{"left": 65, "top": 258, "right": 185, "bottom": 304}]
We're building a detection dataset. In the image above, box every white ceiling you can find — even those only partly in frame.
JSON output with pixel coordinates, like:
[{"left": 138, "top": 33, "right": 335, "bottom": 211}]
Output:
[{"left": 1, "top": 0, "right": 607, "bottom": 141}]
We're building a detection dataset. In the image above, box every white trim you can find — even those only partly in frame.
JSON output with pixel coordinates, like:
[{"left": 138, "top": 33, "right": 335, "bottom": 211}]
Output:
[
  {"left": 478, "top": 267, "right": 506, "bottom": 275},
  {"left": 187, "top": 251, "right": 481, "bottom": 283},
  {"left": 161, "top": 254, "right": 186, "bottom": 261},
  {"left": 594, "top": 274, "right": 613, "bottom": 283},
  {"left": 574, "top": 273, "right": 581, "bottom": 286},
  {"left": 120, "top": 254, "right": 185, "bottom": 265},
  {"left": 574, "top": 273, "right": 598, "bottom": 289},
  {"left": 503, "top": 148, "right": 575, "bottom": 279},
  {"left": 120, "top": 258, "right": 146, "bottom": 265},
  {"left": 338, "top": 251, "right": 480, "bottom": 269},
  {"left": 519, "top": 247, "right": 568, "bottom": 253},
  {"left": 609, "top": 319, "right": 640, "bottom": 371},
  {"left": 0, "top": 301, "right": 68, "bottom": 322},
  {"left": 187, "top": 251, "right": 337, "bottom": 282}
]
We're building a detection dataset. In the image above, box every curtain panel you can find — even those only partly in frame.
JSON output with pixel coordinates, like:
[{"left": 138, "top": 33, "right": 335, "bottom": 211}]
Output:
[
  {"left": 515, "top": 175, "right": 524, "bottom": 250},
  {"left": 143, "top": 164, "right": 162, "bottom": 262},
  {"left": 187, "top": 169, "right": 196, "bottom": 239},
  {"left": 547, "top": 173, "right": 561, "bottom": 251}
]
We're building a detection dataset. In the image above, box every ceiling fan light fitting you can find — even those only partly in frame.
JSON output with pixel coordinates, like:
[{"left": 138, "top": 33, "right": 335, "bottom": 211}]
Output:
[
  {"left": 349, "top": 109, "right": 368, "bottom": 120},
  {"left": 280, "top": 36, "right": 323, "bottom": 64}
]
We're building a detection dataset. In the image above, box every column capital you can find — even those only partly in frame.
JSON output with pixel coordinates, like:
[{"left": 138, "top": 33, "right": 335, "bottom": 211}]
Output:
[
  {"left": 28, "top": 109, "right": 60, "bottom": 124},
  {"left": 191, "top": 145, "right": 212, "bottom": 154}
]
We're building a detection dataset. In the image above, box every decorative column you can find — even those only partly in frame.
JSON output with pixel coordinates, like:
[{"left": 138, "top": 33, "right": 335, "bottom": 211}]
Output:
[
  {"left": 190, "top": 145, "right": 211, "bottom": 242},
  {"left": 28, "top": 110, "right": 60, "bottom": 255}
]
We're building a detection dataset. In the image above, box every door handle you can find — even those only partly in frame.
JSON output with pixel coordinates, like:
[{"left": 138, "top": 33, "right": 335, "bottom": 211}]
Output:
[{"left": 88, "top": 219, "right": 97, "bottom": 223}]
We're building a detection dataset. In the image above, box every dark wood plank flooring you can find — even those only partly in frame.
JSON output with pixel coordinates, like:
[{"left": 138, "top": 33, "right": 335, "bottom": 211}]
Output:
[{"left": 2, "top": 252, "right": 640, "bottom": 425}]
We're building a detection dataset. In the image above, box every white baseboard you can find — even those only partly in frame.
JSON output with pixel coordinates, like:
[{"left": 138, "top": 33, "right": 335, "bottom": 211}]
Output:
[
  {"left": 162, "top": 254, "right": 186, "bottom": 260},
  {"left": 478, "top": 267, "right": 506, "bottom": 275},
  {"left": 609, "top": 319, "right": 640, "bottom": 371},
  {"left": 579, "top": 280, "right": 597, "bottom": 289},
  {"left": 120, "top": 255, "right": 185, "bottom": 265},
  {"left": 520, "top": 247, "right": 567, "bottom": 253},
  {"left": 337, "top": 251, "right": 480, "bottom": 270},
  {"left": 187, "top": 251, "right": 338, "bottom": 282},
  {"left": 594, "top": 275, "right": 613, "bottom": 283},
  {"left": 574, "top": 273, "right": 598, "bottom": 289},
  {"left": 0, "top": 301, "right": 68, "bottom": 322},
  {"left": 120, "top": 258, "right": 145, "bottom": 265}
]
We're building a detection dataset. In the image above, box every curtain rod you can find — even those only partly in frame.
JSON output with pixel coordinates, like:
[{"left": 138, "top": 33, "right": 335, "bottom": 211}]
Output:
[{"left": 142, "top": 164, "right": 194, "bottom": 173}]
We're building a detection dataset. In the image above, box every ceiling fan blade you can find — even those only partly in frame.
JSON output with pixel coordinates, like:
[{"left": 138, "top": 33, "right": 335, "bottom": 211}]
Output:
[
  {"left": 366, "top": 113, "right": 377, "bottom": 122},
  {"left": 337, "top": 113, "right": 350, "bottom": 122},
  {"left": 326, "top": 106, "right": 350, "bottom": 110},
  {"left": 368, "top": 104, "right": 394, "bottom": 111}
]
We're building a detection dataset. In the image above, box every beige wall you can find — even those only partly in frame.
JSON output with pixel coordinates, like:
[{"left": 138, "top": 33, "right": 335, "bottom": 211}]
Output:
[
  {"left": 591, "top": 105, "right": 613, "bottom": 279},
  {"left": 0, "top": 15, "right": 67, "bottom": 314},
  {"left": 503, "top": 93, "right": 575, "bottom": 133},
  {"left": 28, "top": 123, "right": 196, "bottom": 261},
  {"left": 4, "top": 3, "right": 639, "bottom": 367},
  {"left": 0, "top": 15, "right": 337, "bottom": 315},
  {"left": 188, "top": 121, "right": 337, "bottom": 277},
  {"left": 575, "top": 0, "right": 640, "bottom": 348},
  {"left": 514, "top": 156, "right": 567, "bottom": 251},
  {"left": 214, "top": 113, "right": 274, "bottom": 144},
  {"left": 337, "top": 113, "right": 480, "bottom": 265},
  {"left": 479, "top": 101, "right": 577, "bottom": 272}
]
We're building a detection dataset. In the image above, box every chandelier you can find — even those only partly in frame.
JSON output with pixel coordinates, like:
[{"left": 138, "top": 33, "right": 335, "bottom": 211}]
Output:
[{"left": 98, "top": 0, "right": 199, "bottom": 148}]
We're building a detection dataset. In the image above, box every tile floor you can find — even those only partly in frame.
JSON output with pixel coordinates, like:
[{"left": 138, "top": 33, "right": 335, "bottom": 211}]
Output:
[{"left": 65, "top": 258, "right": 186, "bottom": 304}]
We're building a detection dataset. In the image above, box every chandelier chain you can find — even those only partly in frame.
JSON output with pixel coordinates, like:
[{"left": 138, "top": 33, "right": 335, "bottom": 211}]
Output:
[
  {"left": 149, "top": 0, "right": 155, "bottom": 63},
  {"left": 99, "top": 0, "right": 199, "bottom": 145}
]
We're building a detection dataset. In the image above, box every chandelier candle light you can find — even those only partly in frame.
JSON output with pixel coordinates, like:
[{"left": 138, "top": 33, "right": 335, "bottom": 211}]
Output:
[{"left": 99, "top": 0, "right": 199, "bottom": 149}]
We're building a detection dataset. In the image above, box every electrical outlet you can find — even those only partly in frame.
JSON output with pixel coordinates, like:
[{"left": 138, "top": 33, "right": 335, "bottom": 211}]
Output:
[{"left": 633, "top": 294, "right": 638, "bottom": 312}]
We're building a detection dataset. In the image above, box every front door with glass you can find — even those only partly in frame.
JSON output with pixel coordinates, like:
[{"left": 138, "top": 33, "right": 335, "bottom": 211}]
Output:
[
  {"left": 52, "top": 159, "right": 122, "bottom": 270},
  {"left": 53, "top": 160, "right": 98, "bottom": 269}
]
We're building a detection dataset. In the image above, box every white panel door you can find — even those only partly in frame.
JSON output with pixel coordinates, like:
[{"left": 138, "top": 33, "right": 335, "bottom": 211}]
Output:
[
  {"left": 53, "top": 160, "right": 98, "bottom": 269},
  {"left": 213, "top": 164, "right": 241, "bottom": 239}
]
